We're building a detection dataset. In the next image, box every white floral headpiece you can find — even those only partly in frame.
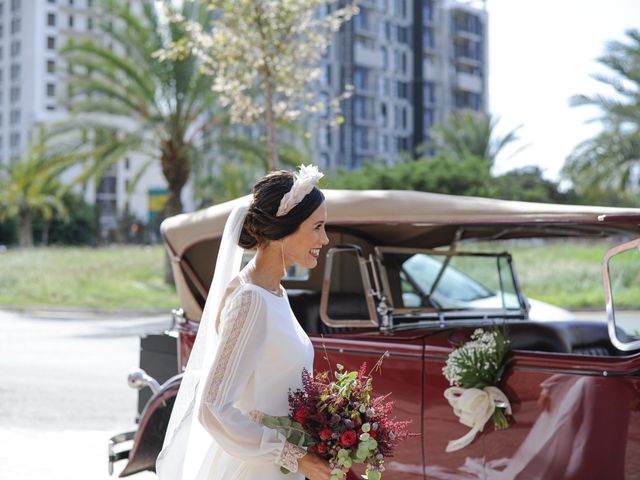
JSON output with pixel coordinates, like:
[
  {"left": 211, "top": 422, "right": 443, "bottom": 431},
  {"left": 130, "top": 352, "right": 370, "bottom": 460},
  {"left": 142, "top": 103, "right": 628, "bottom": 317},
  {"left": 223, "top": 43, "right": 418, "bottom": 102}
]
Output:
[{"left": 276, "top": 164, "right": 324, "bottom": 217}]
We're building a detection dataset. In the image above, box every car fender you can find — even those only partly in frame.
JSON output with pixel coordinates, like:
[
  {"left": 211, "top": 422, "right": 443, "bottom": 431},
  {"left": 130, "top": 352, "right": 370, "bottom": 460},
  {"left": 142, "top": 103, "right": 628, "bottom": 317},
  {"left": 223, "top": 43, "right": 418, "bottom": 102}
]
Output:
[{"left": 118, "top": 374, "right": 183, "bottom": 477}]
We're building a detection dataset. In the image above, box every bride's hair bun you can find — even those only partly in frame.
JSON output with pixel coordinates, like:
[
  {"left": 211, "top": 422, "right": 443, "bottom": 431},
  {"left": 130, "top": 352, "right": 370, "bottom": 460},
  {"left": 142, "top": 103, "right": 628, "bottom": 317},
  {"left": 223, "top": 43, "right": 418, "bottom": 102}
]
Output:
[{"left": 239, "top": 170, "right": 324, "bottom": 249}]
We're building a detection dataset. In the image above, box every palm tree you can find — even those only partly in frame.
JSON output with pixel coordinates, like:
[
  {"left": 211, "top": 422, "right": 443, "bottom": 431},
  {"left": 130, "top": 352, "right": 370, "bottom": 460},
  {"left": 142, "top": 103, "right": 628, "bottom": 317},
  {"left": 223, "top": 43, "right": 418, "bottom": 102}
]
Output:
[
  {"left": 0, "top": 130, "right": 77, "bottom": 247},
  {"left": 60, "top": 0, "right": 219, "bottom": 220},
  {"left": 425, "top": 110, "right": 523, "bottom": 165},
  {"left": 563, "top": 29, "right": 640, "bottom": 195}
]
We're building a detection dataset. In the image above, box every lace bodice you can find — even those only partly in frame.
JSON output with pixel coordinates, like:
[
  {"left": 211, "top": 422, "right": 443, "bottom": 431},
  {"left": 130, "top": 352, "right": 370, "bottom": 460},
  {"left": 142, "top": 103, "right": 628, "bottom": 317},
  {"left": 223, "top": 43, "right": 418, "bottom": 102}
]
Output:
[{"left": 198, "top": 283, "right": 314, "bottom": 478}]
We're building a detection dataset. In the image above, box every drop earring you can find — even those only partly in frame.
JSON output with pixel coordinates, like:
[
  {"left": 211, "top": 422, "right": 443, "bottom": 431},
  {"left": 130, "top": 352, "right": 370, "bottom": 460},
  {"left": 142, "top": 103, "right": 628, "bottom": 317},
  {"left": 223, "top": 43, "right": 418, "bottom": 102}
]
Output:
[{"left": 280, "top": 239, "right": 286, "bottom": 277}]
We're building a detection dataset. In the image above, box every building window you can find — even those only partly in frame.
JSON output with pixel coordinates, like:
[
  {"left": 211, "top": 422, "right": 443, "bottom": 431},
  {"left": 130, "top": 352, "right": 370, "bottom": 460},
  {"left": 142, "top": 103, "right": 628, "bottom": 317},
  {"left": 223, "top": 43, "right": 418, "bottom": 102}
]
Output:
[
  {"left": 423, "top": 0, "right": 433, "bottom": 24},
  {"left": 393, "top": 0, "right": 406, "bottom": 18},
  {"left": 355, "top": 126, "right": 370, "bottom": 151},
  {"left": 47, "top": 60, "right": 55, "bottom": 73},
  {"left": 423, "top": 108, "right": 435, "bottom": 131},
  {"left": 378, "top": 76, "right": 388, "bottom": 96},
  {"left": 10, "top": 17, "right": 20, "bottom": 34},
  {"left": 0, "top": 25, "right": 3, "bottom": 37},
  {"left": 10, "top": 0, "right": 19, "bottom": 12},
  {"left": 47, "top": 36, "right": 55, "bottom": 50},
  {"left": 381, "top": 102, "right": 388, "bottom": 127},
  {"left": 321, "top": 63, "right": 331, "bottom": 85},
  {"left": 423, "top": 27, "right": 434, "bottom": 49},
  {"left": 354, "top": 66, "right": 369, "bottom": 90},
  {"left": 10, "top": 86, "right": 19, "bottom": 103},
  {"left": 0, "top": 3, "right": 3, "bottom": 16},
  {"left": 10, "top": 40, "right": 19, "bottom": 57},
  {"left": 9, "top": 109, "right": 19, "bottom": 124},
  {"left": 397, "top": 136, "right": 409, "bottom": 152},
  {"left": 395, "top": 80, "right": 408, "bottom": 99},
  {"left": 318, "top": 92, "right": 329, "bottom": 118},
  {"left": 423, "top": 81, "right": 435, "bottom": 105},
  {"left": 97, "top": 177, "right": 116, "bottom": 195},
  {"left": 124, "top": 157, "right": 130, "bottom": 170},
  {"left": 87, "top": 16, "right": 93, "bottom": 30},
  {"left": 10, "top": 63, "right": 19, "bottom": 80},
  {"left": 68, "top": 14, "right": 74, "bottom": 28},
  {"left": 47, "top": 83, "right": 55, "bottom": 97},
  {"left": 10, "top": 132, "right": 19, "bottom": 148},
  {"left": 454, "top": 90, "right": 482, "bottom": 111},
  {"left": 325, "top": 126, "right": 332, "bottom": 147},
  {"left": 47, "top": 13, "right": 56, "bottom": 26},
  {"left": 46, "top": 105, "right": 56, "bottom": 111},
  {"left": 397, "top": 26, "right": 409, "bottom": 44}
]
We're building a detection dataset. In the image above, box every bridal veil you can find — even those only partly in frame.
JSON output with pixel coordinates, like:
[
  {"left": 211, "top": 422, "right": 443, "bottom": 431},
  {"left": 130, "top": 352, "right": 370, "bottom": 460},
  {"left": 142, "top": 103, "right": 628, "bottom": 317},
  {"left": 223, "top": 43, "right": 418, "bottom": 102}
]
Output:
[{"left": 156, "top": 199, "right": 249, "bottom": 478}]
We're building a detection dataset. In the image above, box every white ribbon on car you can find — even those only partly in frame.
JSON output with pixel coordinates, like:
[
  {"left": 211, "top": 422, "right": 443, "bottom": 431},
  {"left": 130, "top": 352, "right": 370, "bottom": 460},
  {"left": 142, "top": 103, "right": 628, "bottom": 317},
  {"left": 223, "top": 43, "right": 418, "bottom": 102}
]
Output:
[{"left": 443, "top": 386, "right": 512, "bottom": 452}]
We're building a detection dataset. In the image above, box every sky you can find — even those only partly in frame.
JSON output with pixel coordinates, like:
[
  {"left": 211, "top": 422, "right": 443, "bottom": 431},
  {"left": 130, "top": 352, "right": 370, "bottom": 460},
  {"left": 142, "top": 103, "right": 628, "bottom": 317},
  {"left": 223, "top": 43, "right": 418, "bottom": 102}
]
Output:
[{"left": 486, "top": 0, "right": 640, "bottom": 182}]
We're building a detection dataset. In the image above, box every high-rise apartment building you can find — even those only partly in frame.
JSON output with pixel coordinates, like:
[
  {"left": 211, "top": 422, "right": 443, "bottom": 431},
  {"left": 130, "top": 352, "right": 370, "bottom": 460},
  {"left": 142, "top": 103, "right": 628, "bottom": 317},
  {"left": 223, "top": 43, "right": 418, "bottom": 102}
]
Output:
[
  {"left": 1, "top": 0, "right": 190, "bottom": 237},
  {"left": 315, "top": 0, "right": 488, "bottom": 169},
  {"left": 2, "top": 0, "right": 487, "bottom": 237}
]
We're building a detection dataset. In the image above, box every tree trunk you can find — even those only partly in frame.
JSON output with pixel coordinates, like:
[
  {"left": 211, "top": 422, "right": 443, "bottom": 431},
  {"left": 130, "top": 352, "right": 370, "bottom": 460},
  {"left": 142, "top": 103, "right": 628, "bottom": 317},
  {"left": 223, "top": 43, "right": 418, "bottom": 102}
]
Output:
[
  {"left": 18, "top": 204, "right": 33, "bottom": 248},
  {"left": 42, "top": 220, "right": 50, "bottom": 246},
  {"left": 264, "top": 74, "right": 279, "bottom": 171},
  {"left": 159, "top": 139, "right": 190, "bottom": 286}
]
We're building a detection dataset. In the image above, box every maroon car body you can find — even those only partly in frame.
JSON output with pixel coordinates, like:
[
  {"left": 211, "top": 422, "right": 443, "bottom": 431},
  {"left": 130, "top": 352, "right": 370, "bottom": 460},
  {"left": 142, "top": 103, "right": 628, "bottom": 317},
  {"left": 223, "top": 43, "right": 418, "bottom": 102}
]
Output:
[{"left": 110, "top": 190, "right": 640, "bottom": 479}]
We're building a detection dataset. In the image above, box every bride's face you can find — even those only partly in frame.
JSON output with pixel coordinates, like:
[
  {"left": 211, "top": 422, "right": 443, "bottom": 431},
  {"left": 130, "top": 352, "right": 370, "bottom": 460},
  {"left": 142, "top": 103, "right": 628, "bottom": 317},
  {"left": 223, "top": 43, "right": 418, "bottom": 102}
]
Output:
[{"left": 283, "top": 201, "right": 329, "bottom": 269}]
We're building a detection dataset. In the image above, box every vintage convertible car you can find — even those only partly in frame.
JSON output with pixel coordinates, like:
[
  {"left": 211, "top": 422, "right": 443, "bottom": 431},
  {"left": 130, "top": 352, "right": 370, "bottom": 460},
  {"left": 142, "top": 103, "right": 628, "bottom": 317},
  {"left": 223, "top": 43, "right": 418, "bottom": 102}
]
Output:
[{"left": 109, "top": 189, "right": 640, "bottom": 479}]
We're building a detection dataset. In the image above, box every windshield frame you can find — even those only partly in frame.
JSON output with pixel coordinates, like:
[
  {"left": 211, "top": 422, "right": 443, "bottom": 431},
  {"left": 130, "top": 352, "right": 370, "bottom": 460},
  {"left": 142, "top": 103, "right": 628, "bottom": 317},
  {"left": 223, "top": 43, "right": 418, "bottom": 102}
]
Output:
[{"left": 374, "top": 246, "right": 529, "bottom": 319}]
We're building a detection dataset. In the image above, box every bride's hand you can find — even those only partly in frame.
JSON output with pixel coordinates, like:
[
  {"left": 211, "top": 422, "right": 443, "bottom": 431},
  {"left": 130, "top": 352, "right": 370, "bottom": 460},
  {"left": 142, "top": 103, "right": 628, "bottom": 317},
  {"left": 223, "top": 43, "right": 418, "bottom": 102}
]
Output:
[{"left": 297, "top": 451, "right": 333, "bottom": 480}]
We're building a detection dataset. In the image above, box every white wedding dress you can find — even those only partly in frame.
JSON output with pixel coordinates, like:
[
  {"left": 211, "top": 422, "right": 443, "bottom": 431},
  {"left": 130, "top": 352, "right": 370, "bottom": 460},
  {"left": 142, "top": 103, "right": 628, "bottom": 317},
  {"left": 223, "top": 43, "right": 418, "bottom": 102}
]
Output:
[
  {"left": 195, "top": 270, "right": 315, "bottom": 480},
  {"left": 157, "top": 203, "right": 316, "bottom": 480}
]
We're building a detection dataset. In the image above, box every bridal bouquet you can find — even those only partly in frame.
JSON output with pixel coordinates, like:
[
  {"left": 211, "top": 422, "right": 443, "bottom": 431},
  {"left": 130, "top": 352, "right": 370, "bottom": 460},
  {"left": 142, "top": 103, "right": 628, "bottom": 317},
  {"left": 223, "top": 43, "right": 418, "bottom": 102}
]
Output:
[
  {"left": 261, "top": 362, "right": 410, "bottom": 480},
  {"left": 441, "top": 326, "right": 511, "bottom": 452}
]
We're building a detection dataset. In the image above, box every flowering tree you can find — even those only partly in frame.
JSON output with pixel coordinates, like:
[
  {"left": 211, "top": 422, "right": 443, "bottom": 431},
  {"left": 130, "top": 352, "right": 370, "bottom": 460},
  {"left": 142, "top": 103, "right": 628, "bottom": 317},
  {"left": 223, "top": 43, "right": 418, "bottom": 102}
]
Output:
[{"left": 159, "top": 0, "right": 358, "bottom": 170}]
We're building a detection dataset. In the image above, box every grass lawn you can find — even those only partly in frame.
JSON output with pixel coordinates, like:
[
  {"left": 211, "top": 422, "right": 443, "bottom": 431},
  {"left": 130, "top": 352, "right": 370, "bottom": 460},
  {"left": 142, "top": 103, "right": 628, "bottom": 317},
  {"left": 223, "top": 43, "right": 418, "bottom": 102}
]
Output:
[
  {"left": 466, "top": 239, "right": 640, "bottom": 308},
  {"left": 0, "top": 245, "right": 178, "bottom": 310},
  {"left": 0, "top": 240, "right": 637, "bottom": 310}
]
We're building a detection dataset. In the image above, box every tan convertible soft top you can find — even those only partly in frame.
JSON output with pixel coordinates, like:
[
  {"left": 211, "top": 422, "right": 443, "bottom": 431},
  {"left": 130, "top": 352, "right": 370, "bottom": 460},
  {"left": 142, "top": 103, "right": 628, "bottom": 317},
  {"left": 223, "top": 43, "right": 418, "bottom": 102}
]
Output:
[
  {"left": 161, "top": 189, "right": 640, "bottom": 321},
  {"left": 162, "top": 189, "right": 640, "bottom": 257}
]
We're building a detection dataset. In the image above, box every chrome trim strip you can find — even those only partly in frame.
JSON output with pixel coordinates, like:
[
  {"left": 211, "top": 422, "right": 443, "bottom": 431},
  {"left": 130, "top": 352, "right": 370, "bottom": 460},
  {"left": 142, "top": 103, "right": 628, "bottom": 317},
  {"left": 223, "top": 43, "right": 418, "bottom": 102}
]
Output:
[{"left": 603, "top": 237, "right": 640, "bottom": 351}]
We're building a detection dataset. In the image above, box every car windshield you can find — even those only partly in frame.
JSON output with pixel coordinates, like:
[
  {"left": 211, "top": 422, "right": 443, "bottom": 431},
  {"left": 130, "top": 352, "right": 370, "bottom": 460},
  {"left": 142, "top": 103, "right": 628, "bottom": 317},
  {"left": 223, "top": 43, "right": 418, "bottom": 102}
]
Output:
[{"left": 380, "top": 250, "right": 523, "bottom": 312}]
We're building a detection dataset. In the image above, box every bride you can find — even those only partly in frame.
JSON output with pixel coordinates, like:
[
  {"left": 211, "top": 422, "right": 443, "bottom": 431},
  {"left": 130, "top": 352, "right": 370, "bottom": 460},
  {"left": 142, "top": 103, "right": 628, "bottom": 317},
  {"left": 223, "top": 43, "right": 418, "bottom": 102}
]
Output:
[{"left": 156, "top": 166, "right": 332, "bottom": 479}]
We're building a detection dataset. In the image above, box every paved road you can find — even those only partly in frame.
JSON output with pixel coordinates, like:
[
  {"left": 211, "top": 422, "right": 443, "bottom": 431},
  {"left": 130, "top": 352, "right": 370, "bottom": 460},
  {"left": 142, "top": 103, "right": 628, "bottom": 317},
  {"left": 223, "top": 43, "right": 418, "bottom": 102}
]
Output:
[{"left": 0, "top": 309, "right": 167, "bottom": 479}]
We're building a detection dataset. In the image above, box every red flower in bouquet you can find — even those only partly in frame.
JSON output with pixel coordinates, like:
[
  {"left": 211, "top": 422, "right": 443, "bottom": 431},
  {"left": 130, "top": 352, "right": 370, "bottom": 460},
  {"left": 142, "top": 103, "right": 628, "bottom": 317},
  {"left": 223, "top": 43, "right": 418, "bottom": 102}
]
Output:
[
  {"left": 319, "top": 427, "right": 332, "bottom": 441},
  {"left": 340, "top": 429, "right": 357, "bottom": 447},
  {"left": 317, "top": 442, "right": 328, "bottom": 453},
  {"left": 293, "top": 405, "right": 311, "bottom": 424}
]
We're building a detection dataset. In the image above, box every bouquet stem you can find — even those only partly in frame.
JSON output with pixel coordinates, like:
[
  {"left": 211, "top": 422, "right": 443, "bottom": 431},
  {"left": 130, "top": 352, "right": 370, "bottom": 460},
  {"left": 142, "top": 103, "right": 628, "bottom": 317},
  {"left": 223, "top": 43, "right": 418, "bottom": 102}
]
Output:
[{"left": 493, "top": 408, "right": 509, "bottom": 430}]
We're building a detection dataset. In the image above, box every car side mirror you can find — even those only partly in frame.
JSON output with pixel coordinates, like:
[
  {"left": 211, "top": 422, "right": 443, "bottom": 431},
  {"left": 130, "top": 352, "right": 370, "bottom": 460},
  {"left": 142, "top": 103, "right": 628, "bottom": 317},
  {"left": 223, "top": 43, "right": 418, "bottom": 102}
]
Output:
[
  {"left": 603, "top": 237, "right": 640, "bottom": 351},
  {"left": 319, "top": 244, "right": 381, "bottom": 329}
]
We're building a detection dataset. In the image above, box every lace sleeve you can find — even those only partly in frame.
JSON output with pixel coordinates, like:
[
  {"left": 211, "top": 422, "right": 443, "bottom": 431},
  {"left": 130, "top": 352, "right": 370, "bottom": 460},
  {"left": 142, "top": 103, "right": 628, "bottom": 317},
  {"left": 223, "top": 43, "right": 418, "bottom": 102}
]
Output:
[{"left": 198, "top": 286, "right": 306, "bottom": 471}]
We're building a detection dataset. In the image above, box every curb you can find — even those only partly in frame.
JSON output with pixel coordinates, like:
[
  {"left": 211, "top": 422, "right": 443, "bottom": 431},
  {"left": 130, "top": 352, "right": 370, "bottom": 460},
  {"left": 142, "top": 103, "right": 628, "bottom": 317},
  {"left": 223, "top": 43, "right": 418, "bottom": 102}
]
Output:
[{"left": 0, "top": 304, "right": 171, "bottom": 318}]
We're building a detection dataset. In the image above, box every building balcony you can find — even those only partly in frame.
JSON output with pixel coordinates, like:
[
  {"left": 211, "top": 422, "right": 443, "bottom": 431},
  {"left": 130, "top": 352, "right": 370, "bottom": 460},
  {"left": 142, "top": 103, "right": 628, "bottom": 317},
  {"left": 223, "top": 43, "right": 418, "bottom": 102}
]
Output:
[
  {"left": 355, "top": 42, "right": 384, "bottom": 69},
  {"left": 455, "top": 72, "right": 483, "bottom": 92}
]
